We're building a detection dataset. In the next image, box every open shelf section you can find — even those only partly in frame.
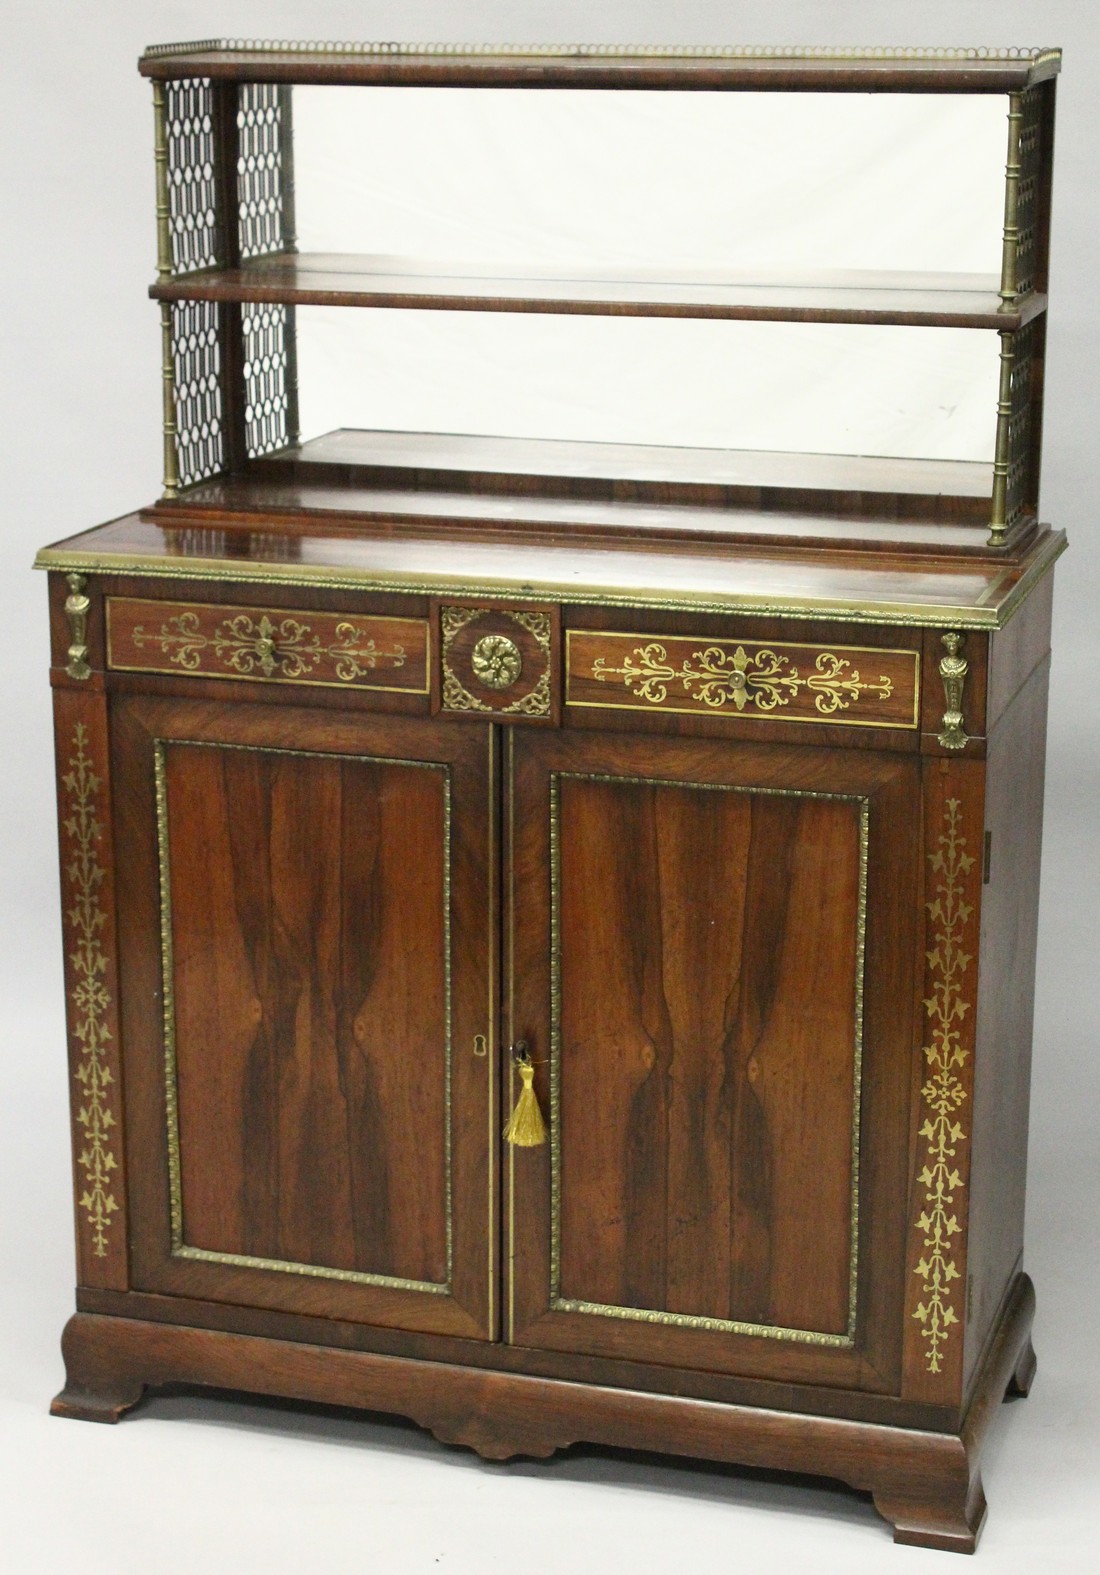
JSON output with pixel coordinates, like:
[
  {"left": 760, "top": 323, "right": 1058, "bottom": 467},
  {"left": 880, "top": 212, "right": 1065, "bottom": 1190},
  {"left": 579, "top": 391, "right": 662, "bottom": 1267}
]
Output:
[
  {"left": 150, "top": 255, "right": 1046, "bottom": 330},
  {"left": 259, "top": 430, "right": 993, "bottom": 520},
  {"left": 130, "top": 428, "right": 1027, "bottom": 556},
  {"left": 138, "top": 42, "right": 1062, "bottom": 94}
]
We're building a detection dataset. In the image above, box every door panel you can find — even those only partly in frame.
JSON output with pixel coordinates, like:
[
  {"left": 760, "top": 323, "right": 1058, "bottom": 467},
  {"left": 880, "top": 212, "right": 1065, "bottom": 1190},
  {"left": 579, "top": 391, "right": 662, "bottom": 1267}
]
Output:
[
  {"left": 115, "top": 696, "right": 496, "bottom": 1340},
  {"left": 506, "top": 729, "right": 919, "bottom": 1390}
]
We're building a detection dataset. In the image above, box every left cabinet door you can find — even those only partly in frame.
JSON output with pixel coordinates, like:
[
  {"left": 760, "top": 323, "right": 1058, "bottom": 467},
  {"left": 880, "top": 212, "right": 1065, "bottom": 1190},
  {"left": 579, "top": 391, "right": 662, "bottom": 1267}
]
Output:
[{"left": 113, "top": 693, "right": 498, "bottom": 1341}]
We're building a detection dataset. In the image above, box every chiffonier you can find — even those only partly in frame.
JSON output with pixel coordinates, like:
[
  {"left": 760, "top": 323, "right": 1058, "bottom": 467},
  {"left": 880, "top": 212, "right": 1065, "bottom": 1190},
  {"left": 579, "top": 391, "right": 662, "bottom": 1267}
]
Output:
[{"left": 38, "top": 42, "right": 1064, "bottom": 1553}]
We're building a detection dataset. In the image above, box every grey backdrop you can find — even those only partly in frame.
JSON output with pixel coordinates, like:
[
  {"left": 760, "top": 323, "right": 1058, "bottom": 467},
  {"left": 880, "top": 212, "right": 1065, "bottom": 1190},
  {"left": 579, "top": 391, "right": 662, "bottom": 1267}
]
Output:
[{"left": 2, "top": 5, "right": 1096, "bottom": 1571}]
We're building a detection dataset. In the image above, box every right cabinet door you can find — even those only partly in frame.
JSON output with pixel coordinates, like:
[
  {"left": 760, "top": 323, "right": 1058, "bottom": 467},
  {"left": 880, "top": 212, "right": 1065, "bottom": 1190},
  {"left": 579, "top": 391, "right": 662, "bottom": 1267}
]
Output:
[{"left": 506, "top": 727, "right": 920, "bottom": 1392}]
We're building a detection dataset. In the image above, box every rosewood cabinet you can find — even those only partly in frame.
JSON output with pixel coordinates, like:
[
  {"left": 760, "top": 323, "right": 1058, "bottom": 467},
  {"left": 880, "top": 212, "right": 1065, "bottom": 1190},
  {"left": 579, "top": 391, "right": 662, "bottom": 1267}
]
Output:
[{"left": 39, "top": 39, "right": 1064, "bottom": 1558}]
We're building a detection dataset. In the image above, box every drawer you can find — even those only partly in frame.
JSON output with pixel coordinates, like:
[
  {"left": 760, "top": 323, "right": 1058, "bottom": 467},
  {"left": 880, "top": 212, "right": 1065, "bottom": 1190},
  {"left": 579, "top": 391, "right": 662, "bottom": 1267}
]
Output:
[
  {"left": 106, "top": 597, "right": 429, "bottom": 694},
  {"left": 566, "top": 629, "right": 920, "bottom": 730}
]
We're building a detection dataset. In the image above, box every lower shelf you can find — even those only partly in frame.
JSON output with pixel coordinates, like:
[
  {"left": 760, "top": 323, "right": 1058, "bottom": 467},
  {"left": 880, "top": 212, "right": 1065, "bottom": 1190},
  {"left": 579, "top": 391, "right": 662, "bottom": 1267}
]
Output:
[{"left": 52, "top": 1273, "right": 1036, "bottom": 1554}]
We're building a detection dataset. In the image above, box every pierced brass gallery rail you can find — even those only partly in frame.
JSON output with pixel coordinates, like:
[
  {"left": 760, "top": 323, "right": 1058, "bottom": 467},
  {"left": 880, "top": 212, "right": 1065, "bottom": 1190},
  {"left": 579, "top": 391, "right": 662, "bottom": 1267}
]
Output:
[
  {"left": 131, "top": 609, "right": 407, "bottom": 681},
  {"left": 592, "top": 641, "right": 894, "bottom": 716},
  {"left": 913, "top": 798, "right": 973, "bottom": 1373},
  {"left": 63, "top": 724, "right": 119, "bottom": 1257}
]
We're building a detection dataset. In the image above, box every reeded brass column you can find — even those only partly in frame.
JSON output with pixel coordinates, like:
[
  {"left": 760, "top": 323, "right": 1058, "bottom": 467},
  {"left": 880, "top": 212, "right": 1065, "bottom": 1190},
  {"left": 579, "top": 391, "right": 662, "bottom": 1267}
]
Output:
[
  {"left": 989, "top": 332, "right": 1015, "bottom": 547},
  {"left": 998, "top": 93, "right": 1024, "bottom": 307}
]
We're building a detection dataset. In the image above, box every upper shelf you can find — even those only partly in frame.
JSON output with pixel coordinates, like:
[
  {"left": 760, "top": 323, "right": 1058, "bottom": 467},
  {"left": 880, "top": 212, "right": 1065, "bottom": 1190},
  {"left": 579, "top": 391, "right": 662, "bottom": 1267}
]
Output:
[
  {"left": 138, "top": 42, "right": 1062, "bottom": 93},
  {"left": 150, "top": 256, "right": 1047, "bottom": 330}
]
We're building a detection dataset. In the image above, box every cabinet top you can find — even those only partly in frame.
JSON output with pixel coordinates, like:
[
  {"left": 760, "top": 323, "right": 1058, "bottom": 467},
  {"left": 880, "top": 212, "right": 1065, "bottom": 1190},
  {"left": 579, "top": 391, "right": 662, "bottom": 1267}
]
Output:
[{"left": 138, "top": 41, "right": 1061, "bottom": 93}]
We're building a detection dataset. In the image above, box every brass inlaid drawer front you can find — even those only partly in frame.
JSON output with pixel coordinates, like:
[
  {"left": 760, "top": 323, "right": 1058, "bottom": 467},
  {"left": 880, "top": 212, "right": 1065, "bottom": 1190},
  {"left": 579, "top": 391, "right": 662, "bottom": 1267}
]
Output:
[
  {"left": 107, "top": 598, "right": 429, "bottom": 693},
  {"left": 566, "top": 630, "right": 920, "bottom": 729},
  {"left": 441, "top": 606, "right": 553, "bottom": 718}
]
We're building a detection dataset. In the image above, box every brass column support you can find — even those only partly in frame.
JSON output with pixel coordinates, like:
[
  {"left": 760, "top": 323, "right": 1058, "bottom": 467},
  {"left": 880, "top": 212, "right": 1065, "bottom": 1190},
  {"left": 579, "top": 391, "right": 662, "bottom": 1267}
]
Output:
[
  {"left": 999, "top": 93, "right": 1024, "bottom": 307},
  {"left": 64, "top": 574, "right": 91, "bottom": 681},
  {"left": 937, "top": 633, "right": 969, "bottom": 752},
  {"left": 989, "top": 332, "right": 1015, "bottom": 547}
]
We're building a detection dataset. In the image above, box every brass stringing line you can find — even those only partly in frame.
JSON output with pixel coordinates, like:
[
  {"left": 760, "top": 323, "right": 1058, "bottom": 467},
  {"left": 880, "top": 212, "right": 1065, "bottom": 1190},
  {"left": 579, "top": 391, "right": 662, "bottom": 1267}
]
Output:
[
  {"left": 487, "top": 726, "right": 496, "bottom": 1334},
  {"left": 35, "top": 540, "right": 1069, "bottom": 632},
  {"left": 507, "top": 726, "right": 517, "bottom": 1343},
  {"left": 849, "top": 799, "right": 870, "bottom": 1338},
  {"left": 65, "top": 722, "right": 120, "bottom": 1257},
  {"left": 912, "top": 797, "right": 973, "bottom": 1373},
  {"left": 155, "top": 736, "right": 454, "bottom": 1296},
  {"left": 548, "top": 769, "right": 867, "bottom": 1347}
]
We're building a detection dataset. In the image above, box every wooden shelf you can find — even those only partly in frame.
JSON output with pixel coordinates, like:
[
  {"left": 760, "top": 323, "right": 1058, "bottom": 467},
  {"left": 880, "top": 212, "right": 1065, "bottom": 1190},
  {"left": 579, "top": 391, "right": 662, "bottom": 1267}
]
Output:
[
  {"left": 125, "top": 427, "right": 1027, "bottom": 555},
  {"left": 139, "top": 43, "right": 1061, "bottom": 94},
  {"left": 151, "top": 255, "right": 1046, "bottom": 330}
]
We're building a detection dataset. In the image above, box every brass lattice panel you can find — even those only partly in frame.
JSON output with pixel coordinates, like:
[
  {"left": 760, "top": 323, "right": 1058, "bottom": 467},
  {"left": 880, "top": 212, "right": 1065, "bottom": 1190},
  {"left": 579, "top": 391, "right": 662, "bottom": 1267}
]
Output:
[
  {"left": 243, "top": 303, "right": 293, "bottom": 456},
  {"left": 1006, "top": 319, "right": 1038, "bottom": 528},
  {"left": 238, "top": 83, "right": 289, "bottom": 259},
  {"left": 170, "top": 300, "right": 225, "bottom": 485},
  {"left": 164, "top": 78, "right": 220, "bottom": 274},
  {"left": 1014, "top": 88, "right": 1044, "bottom": 299}
]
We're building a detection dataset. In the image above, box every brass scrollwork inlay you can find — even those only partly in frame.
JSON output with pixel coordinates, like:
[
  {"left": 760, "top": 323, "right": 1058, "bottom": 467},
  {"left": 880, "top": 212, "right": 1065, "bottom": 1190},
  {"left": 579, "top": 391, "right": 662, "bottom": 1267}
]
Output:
[
  {"left": 64, "top": 574, "right": 92, "bottom": 681},
  {"left": 937, "top": 633, "right": 970, "bottom": 750},
  {"left": 912, "top": 798, "right": 973, "bottom": 1373},
  {"left": 131, "top": 610, "right": 407, "bottom": 682},
  {"left": 63, "top": 723, "right": 119, "bottom": 1256},
  {"left": 592, "top": 641, "right": 893, "bottom": 716}
]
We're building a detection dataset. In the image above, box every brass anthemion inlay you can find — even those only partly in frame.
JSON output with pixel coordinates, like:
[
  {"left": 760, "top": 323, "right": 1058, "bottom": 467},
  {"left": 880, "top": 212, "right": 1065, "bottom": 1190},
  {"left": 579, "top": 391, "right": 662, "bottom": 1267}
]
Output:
[
  {"left": 591, "top": 640, "right": 895, "bottom": 716},
  {"left": 547, "top": 770, "right": 868, "bottom": 1348},
  {"left": 155, "top": 738, "right": 453, "bottom": 1297},
  {"left": 63, "top": 724, "right": 119, "bottom": 1257},
  {"left": 133, "top": 609, "right": 407, "bottom": 682},
  {"left": 913, "top": 798, "right": 974, "bottom": 1373}
]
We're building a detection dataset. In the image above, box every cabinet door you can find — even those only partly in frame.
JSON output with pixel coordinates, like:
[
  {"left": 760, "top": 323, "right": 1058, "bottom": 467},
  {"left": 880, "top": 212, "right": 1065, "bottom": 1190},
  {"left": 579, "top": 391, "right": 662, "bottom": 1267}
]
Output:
[
  {"left": 506, "top": 728, "right": 919, "bottom": 1391},
  {"left": 114, "top": 695, "right": 497, "bottom": 1341}
]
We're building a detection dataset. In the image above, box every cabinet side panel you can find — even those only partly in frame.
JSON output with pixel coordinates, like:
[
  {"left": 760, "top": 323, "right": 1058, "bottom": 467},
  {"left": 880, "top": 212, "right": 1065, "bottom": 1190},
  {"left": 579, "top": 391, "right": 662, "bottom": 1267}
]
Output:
[
  {"left": 964, "top": 658, "right": 1050, "bottom": 1392},
  {"left": 52, "top": 685, "right": 129, "bottom": 1289}
]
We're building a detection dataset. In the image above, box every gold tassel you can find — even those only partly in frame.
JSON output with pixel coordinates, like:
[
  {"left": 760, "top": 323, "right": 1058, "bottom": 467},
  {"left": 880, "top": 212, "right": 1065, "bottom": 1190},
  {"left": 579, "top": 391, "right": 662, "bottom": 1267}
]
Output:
[{"left": 504, "top": 1057, "right": 547, "bottom": 1148}]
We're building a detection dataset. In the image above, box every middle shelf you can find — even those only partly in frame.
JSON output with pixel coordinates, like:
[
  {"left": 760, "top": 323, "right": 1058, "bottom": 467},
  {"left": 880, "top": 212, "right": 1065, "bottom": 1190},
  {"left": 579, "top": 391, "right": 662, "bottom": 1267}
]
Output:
[{"left": 150, "top": 253, "right": 1046, "bottom": 330}]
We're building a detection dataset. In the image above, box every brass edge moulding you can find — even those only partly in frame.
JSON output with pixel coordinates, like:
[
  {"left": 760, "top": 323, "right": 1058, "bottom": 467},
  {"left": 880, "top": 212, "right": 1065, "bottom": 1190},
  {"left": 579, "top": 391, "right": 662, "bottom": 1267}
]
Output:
[
  {"left": 937, "top": 633, "right": 970, "bottom": 750},
  {"left": 63, "top": 722, "right": 121, "bottom": 1257},
  {"left": 567, "top": 631, "right": 919, "bottom": 729},
  {"left": 33, "top": 533, "right": 1070, "bottom": 632},
  {"left": 547, "top": 770, "right": 868, "bottom": 1350},
  {"left": 154, "top": 737, "right": 454, "bottom": 1297},
  {"left": 64, "top": 574, "right": 92, "bottom": 681},
  {"left": 912, "top": 798, "right": 974, "bottom": 1373},
  {"left": 106, "top": 597, "right": 427, "bottom": 693}
]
